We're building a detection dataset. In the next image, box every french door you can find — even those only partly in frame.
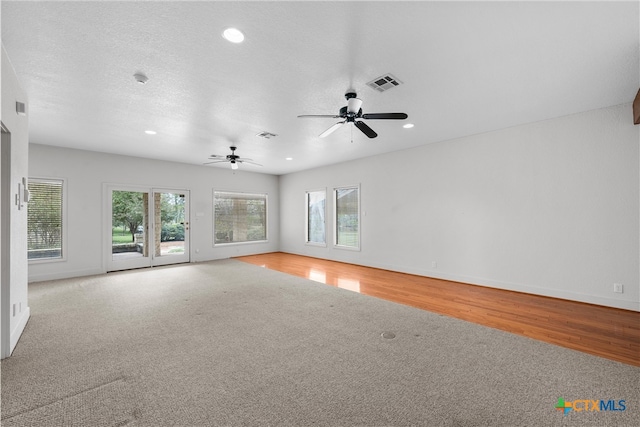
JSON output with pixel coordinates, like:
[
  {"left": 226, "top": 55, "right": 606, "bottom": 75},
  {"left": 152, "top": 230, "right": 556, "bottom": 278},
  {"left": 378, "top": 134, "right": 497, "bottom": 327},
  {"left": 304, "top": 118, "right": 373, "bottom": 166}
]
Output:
[{"left": 106, "top": 186, "right": 189, "bottom": 272}]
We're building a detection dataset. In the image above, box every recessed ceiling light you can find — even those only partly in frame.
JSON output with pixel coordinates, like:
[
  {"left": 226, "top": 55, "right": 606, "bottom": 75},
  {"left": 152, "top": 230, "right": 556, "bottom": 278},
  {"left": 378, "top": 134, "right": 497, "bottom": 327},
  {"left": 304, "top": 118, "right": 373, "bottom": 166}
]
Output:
[
  {"left": 286, "top": 157, "right": 293, "bottom": 161},
  {"left": 223, "top": 28, "right": 245, "bottom": 43},
  {"left": 403, "top": 123, "right": 414, "bottom": 129},
  {"left": 145, "top": 130, "right": 157, "bottom": 135}
]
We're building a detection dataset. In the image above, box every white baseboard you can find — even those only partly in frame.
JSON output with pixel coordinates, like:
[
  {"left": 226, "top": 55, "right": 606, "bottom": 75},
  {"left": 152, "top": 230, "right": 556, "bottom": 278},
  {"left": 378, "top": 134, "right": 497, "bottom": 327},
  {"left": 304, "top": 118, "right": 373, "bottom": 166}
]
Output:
[
  {"left": 376, "top": 262, "right": 640, "bottom": 312},
  {"left": 10, "top": 306, "right": 30, "bottom": 355},
  {"left": 28, "top": 268, "right": 104, "bottom": 283}
]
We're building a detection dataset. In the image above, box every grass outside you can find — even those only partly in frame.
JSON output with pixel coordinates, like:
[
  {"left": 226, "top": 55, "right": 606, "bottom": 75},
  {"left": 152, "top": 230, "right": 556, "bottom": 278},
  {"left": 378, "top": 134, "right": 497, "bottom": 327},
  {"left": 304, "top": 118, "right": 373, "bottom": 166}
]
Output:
[{"left": 112, "top": 227, "right": 134, "bottom": 244}]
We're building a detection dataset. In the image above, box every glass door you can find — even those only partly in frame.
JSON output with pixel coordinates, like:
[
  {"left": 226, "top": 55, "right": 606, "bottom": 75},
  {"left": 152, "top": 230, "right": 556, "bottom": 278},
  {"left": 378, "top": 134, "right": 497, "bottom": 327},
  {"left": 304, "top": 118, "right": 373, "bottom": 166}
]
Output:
[
  {"left": 106, "top": 186, "right": 189, "bottom": 272},
  {"left": 109, "top": 189, "right": 150, "bottom": 271},
  {"left": 152, "top": 190, "right": 189, "bottom": 266}
]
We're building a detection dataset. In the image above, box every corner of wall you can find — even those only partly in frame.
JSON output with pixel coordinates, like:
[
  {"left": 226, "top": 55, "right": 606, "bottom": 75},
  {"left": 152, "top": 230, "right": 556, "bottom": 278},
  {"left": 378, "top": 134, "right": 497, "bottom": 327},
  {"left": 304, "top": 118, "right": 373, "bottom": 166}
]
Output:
[{"left": 1, "top": 44, "right": 30, "bottom": 358}]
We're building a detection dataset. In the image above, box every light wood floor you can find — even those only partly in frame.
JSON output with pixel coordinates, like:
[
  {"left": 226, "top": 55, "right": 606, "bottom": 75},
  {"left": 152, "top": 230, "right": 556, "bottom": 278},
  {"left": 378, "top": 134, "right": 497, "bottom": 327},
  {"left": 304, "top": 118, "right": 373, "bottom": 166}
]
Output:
[{"left": 236, "top": 252, "right": 640, "bottom": 367}]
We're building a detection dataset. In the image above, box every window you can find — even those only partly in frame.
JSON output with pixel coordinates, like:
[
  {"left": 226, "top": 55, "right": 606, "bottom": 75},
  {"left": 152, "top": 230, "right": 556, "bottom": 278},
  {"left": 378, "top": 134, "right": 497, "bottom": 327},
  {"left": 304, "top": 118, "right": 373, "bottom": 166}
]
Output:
[
  {"left": 214, "top": 191, "right": 267, "bottom": 245},
  {"left": 27, "top": 178, "right": 64, "bottom": 260},
  {"left": 305, "top": 190, "right": 326, "bottom": 245},
  {"left": 334, "top": 185, "right": 360, "bottom": 249}
]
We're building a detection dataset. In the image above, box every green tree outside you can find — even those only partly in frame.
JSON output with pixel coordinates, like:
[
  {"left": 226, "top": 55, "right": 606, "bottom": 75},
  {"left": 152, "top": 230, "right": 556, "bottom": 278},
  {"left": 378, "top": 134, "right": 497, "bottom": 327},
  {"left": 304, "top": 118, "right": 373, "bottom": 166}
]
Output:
[{"left": 112, "top": 191, "right": 144, "bottom": 242}]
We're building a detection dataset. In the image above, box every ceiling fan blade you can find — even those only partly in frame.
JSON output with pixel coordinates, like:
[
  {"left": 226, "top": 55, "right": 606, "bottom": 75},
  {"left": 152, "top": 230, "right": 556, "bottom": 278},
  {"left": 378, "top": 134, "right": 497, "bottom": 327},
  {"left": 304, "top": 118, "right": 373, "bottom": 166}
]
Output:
[
  {"left": 203, "top": 160, "right": 229, "bottom": 165},
  {"left": 319, "top": 120, "right": 346, "bottom": 138},
  {"left": 238, "top": 159, "right": 263, "bottom": 167},
  {"left": 347, "top": 98, "right": 363, "bottom": 114},
  {"left": 354, "top": 120, "right": 378, "bottom": 138},
  {"left": 208, "top": 154, "right": 226, "bottom": 158},
  {"left": 298, "top": 114, "right": 341, "bottom": 118},
  {"left": 361, "top": 113, "right": 408, "bottom": 120}
]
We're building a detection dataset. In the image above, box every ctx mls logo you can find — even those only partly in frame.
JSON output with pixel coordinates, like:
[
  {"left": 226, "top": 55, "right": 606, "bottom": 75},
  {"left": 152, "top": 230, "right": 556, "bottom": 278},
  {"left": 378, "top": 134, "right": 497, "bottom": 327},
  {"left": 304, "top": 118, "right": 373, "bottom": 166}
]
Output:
[{"left": 555, "top": 397, "right": 626, "bottom": 415}]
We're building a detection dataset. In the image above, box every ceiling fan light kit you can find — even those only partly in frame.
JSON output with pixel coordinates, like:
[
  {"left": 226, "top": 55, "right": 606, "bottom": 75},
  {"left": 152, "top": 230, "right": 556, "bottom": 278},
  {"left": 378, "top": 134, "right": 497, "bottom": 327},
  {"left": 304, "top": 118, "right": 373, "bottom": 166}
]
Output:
[{"left": 298, "top": 90, "right": 408, "bottom": 139}]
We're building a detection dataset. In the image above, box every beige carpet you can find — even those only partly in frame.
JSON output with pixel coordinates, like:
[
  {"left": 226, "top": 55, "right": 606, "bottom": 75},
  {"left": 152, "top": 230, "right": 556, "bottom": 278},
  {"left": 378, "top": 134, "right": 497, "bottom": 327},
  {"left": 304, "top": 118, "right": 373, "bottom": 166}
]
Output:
[{"left": 1, "top": 259, "right": 638, "bottom": 426}]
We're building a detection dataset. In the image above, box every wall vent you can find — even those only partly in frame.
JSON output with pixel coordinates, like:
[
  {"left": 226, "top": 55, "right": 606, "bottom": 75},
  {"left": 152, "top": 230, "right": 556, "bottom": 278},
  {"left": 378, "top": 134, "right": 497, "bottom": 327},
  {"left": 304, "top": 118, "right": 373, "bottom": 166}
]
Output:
[
  {"left": 366, "top": 74, "right": 403, "bottom": 92},
  {"left": 256, "top": 131, "right": 277, "bottom": 139},
  {"left": 16, "top": 101, "right": 26, "bottom": 116}
]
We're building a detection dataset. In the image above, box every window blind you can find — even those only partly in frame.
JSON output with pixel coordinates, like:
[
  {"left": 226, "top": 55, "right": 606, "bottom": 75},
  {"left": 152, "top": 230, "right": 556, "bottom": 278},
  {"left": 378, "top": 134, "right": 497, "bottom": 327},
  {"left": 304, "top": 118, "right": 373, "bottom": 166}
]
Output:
[
  {"left": 335, "top": 187, "right": 359, "bottom": 248},
  {"left": 306, "top": 190, "right": 326, "bottom": 244},
  {"left": 214, "top": 191, "right": 267, "bottom": 244},
  {"left": 27, "top": 179, "right": 63, "bottom": 260}
]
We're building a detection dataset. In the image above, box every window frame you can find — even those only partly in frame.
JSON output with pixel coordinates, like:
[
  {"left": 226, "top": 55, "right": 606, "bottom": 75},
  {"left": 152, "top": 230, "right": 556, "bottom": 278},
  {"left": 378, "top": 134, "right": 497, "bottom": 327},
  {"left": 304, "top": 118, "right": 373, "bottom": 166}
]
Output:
[
  {"left": 213, "top": 190, "right": 268, "bottom": 246},
  {"left": 27, "top": 177, "right": 67, "bottom": 263},
  {"left": 305, "top": 188, "right": 327, "bottom": 247},
  {"left": 333, "top": 184, "right": 361, "bottom": 251}
]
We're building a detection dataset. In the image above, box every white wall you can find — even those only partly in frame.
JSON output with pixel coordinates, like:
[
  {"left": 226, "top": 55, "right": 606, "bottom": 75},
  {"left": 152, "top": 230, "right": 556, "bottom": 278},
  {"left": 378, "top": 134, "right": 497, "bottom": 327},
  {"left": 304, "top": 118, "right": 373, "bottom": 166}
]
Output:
[
  {"left": 279, "top": 103, "right": 639, "bottom": 311},
  {"left": 1, "top": 45, "right": 30, "bottom": 357},
  {"left": 28, "top": 145, "right": 279, "bottom": 282}
]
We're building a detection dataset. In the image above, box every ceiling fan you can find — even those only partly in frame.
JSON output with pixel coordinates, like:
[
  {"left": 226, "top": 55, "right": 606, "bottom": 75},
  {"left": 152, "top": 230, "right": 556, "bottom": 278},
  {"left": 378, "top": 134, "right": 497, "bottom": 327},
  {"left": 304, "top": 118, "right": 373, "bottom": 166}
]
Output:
[
  {"left": 204, "top": 146, "right": 262, "bottom": 170},
  {"left": 298, "top": 91, "right": 408, "bottom": 139}
]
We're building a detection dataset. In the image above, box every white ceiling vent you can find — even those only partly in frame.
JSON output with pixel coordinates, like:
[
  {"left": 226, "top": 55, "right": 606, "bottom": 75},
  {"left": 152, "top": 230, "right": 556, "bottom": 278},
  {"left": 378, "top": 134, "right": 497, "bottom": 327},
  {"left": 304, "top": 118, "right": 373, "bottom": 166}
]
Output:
[
  {"left": 366, "top": 74, "right": 403, "bottom": 92},
  {"left": 256, "top": 131, "right": 277, "bottom": 139}
]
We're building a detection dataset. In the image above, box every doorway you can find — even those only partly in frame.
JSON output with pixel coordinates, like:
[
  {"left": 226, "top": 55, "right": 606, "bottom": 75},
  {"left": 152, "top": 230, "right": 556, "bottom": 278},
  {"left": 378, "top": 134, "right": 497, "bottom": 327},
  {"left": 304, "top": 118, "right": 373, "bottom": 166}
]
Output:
[{"left": 106, "top": 186, "right": 190, "bottom": 272}]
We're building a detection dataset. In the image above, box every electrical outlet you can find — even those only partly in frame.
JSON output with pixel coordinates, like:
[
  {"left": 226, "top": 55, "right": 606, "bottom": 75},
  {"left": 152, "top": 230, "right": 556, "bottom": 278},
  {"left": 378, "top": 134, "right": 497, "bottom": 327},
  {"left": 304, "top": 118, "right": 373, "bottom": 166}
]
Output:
[
  {"left": 613, "top": 283, "right": 623, "bottom": 294},
  {"left": 431, "top": 261, "right": 438, "bottom": 269}
]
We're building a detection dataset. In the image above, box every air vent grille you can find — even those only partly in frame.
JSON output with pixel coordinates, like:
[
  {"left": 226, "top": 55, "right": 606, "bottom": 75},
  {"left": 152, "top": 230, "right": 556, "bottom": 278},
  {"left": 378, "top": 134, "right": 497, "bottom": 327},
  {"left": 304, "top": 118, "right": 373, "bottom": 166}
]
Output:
[
  {"left": 366, "top": 74, "right": 403, "bottom": 92},
  {"left": 16, "top": 101, "right": 26, "bottom": 116},
  {"left": 256, "top": 131, "right": 277, "bottom": 139}
]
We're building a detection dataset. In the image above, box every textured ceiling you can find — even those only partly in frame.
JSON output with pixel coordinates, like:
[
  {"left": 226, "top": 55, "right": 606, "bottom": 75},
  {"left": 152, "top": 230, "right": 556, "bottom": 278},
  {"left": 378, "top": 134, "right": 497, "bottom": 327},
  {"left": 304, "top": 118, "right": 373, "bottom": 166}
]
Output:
[{"left": 2, "top": 1, "right": 638, "bottom": 175}]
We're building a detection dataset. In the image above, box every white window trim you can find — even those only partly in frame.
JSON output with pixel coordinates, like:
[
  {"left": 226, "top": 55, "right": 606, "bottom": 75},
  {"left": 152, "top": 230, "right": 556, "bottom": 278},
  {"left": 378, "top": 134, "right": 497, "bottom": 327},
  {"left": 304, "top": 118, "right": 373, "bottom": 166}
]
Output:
[
  {"left": 305, "top": 188, "right": 327, "bottom": 247},
  {"left": 333, "top": 184, "right": 361, "bottom": 251},
  {"left": 213, "top": 190, "right": 269, "bottom": 247},
  {"left": 27, "top": 177, "right": 67, "bottom": 264}
]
